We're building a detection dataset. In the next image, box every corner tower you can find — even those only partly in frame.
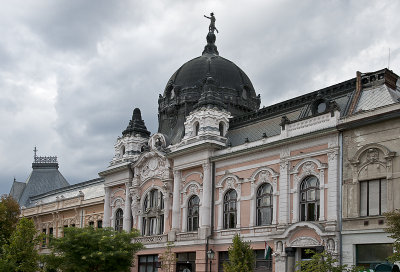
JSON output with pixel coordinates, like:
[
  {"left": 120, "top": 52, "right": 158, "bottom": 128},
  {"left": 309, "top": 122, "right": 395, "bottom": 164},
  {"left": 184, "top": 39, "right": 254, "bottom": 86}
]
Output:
[{"left": 157, "top": 21, "right": 261, "bottom": 145}]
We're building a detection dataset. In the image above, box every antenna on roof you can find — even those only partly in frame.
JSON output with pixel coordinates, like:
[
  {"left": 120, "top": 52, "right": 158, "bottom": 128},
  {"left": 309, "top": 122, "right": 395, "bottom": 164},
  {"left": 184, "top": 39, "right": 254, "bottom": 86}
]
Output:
[
  {"left": 388, "top": 48, "right": 391, "bottom": 69},
  {"left": 33, "top": 146, "right": 38, "bottom": 159}
]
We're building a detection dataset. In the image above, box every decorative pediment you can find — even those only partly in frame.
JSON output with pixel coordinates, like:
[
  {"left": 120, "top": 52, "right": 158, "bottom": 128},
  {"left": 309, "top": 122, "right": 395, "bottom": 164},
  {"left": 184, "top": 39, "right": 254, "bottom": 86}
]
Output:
[
  {"left": 217, "top": 174, "right": 242, "bottom": 200},
  {"left": 249, "top": 167, "right": 279, "bottom": 185},
  {"left": 350, "top": 143, "right": 395, "bottom": 166},
  {"left": 133, "top": 150, "right": 172, "bottom": 183},
  {"left": 349, "top": 143, "right": 396, "bottom": 180}
]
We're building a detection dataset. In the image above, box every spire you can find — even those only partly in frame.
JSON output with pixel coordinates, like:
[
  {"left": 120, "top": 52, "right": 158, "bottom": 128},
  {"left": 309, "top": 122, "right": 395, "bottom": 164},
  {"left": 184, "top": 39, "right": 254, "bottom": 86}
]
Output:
[
  {"left": 122, "top": 108, "right": 151, "bottom": 137},
  {"left": 202, "top": 13, "right": 219, "bottom": 55}
]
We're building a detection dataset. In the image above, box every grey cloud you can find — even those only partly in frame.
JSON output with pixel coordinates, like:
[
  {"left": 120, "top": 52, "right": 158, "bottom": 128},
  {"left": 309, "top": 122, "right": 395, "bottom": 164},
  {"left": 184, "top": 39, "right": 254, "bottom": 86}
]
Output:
[{"left": 1, "top": 0, "right": 400, "bottom": 195}]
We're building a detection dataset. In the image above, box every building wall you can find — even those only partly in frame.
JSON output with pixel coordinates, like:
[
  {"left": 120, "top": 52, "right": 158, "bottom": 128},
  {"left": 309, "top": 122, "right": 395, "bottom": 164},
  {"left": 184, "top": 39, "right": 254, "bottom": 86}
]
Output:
[{"left": 342, "top": 111, "right": 400, "bottom": 267}]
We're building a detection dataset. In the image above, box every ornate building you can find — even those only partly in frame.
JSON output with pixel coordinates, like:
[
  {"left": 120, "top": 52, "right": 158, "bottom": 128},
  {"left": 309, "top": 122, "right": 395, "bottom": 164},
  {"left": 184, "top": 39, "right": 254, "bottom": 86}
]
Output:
[{"left": 10, "top": 22, "right": 400, "bottom": 272}]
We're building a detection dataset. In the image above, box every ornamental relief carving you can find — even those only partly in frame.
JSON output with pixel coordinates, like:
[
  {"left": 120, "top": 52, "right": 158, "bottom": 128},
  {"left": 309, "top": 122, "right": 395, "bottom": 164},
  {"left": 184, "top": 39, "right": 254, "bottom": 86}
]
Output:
[
  {"left": 302, "top": 161, "right": 316, "bottom": 174},
  {"left": 349, "top": 144, "right": 396, "bottom": 181},
  {"left": 134, "top": 152, "right": 172, "bottom": 184},
  {"left": 290, "top": 237, "right": 321, "bottom": 247}
]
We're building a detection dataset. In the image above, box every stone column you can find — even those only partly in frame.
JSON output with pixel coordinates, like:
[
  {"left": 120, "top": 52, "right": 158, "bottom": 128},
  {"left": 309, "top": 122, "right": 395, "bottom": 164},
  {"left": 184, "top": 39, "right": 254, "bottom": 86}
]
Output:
[
  {"left": 285, "top": 247, "right": 296, "bottom": 272},
  {"left": 103, "top": 187, "right": 111, "bottom": 227},
  {"left": 171, "top": 170, "right": 181, "bottom": 230},
  {"left": 123, "top": 182, "right": 132, "bottom": 232},
  {"left": 279, "top": 161, "right": 289, "bottom": 224},
  {"left": 201, "top": 162, "right": 211, "bottom": 228},
  {"left": 327, "top": 151, "right": 338, "bottom": 221},
  {"left": 181, "top": 203, "right": 188, "bottom": 232}
]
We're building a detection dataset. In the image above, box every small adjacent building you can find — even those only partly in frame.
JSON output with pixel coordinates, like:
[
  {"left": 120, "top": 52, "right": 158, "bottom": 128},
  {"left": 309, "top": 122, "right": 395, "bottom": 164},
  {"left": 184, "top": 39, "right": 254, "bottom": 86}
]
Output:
[{"left": 339, "top": 69, "right": 400, "bottom": 269}]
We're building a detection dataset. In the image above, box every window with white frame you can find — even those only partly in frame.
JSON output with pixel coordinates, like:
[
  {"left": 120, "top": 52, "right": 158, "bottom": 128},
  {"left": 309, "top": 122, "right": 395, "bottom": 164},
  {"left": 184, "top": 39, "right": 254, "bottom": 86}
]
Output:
[
  {"left": 360, "top": 179, "right": 387, "bottom": 216},
  {"left": 142, "top": 189, "right": 164, "bottom": 236},
  {"left": 187, "top": 195, "right": 200, "bottom": 232},
  {"left": 300, "top": 176, "right": 320, "bottom": 221},
  {"left": 256, "top": 183, "right": 273, "bottom": 226},
  {"left": 223, "top": 189, "right": 237, "bottom": 229},
  {"left": 115, "top": 208, "right": 123, "bottom": 232}
]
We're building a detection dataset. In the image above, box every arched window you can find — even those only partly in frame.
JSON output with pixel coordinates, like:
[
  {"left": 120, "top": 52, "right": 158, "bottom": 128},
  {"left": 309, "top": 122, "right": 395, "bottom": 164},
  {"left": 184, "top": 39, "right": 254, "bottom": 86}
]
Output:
[
  {"left": 256, "top": 183, "right": 273, "bottom": 226},
  {"left": 194, "top": 122, "right": 199, "bottom": 136},
  {"left": 300, "top": 176, "right": 320, "bottom": 221},
  {"left": 219, "top": 122, "right": 225, "bottom": 137},
  {"left": 142, "top": 189, "right": 164, "bottom": 236},
  {"left": 187, "top": 195, "right": 200, "bottom": 232},
  {"left": 223, "top": 190, "right": 237, "bottom": 229},
  {"left": 120, "top": 145, "right": 126, "bottom": 157},
  {"left": 115, "top": 208, "right": 123, "bottom": 232}
]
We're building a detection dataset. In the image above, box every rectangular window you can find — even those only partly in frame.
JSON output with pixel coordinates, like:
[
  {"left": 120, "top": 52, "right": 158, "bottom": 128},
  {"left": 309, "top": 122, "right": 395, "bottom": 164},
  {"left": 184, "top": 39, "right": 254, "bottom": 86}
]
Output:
[
  {"left": 49, "top": 227, "right": 53, "bottom": 245},
  {"left": 218, "top": 251, "right": 229, "bottom": 272},
  {"left": 356, "top": 244, "right": 394, "bottom": 268},
  {"left": 42, "top": 229, "right": 46, "bottom": 247},
  {"left": 360, "top": 179, "right": 387, "bottom": 216},
  {"left": 139, "top": 255, "right": 159, "bottom": 272},
  {"left": 142, "top": 218, "right": 147, "bottom": 236},
  {"left": 300, "top": 204, "right": 306, "bottom": 221},
  {"left": 97, "top": 220, "right": 102, "bottom": 229},
  {"left": 89, "top": 221, "right": 94, "bottom": 227},
  {"left": 149, "top": 217, "right": 157, "bottom": 235},
  {"left": 254, "top": 250, "right": 272, "bottom": 272},
  {"left": 158, "top": 215, "right": 164, "bottom": 235}
]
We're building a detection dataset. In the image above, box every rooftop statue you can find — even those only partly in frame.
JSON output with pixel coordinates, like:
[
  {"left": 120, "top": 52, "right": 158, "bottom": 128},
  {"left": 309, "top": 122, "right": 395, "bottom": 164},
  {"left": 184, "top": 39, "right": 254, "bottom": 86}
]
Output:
[{"left": 204, "top": 12, "right": 218, "bottom": 34}]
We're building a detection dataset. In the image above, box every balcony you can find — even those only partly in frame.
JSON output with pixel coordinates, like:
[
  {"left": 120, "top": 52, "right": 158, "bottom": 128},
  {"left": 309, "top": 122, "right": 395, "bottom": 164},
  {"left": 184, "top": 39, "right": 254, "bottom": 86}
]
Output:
[{"left": 134, "top": 234, "right": 167, "bottom": 245}]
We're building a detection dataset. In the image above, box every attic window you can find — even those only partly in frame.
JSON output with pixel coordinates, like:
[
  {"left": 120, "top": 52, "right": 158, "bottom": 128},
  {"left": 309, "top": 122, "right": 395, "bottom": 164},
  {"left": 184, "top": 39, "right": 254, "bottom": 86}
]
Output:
[
  {"left": 121, "top": 145, "right": 126, "bottom": 156},
  {"left": 242, "top": 86, "right": 249, "bottom": 100},
  {"left": 219, "top": 122, "right": 225, "bottom": 136},
  {"left": 194, "top": 122, "right": 200, "bottom": 136}
]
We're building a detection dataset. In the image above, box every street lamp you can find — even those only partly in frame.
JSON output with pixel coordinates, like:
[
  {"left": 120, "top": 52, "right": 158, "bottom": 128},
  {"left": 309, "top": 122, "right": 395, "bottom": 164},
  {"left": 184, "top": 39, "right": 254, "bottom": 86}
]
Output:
[{"left": 207, "top": 249, "right": 215, "bottom": 272}]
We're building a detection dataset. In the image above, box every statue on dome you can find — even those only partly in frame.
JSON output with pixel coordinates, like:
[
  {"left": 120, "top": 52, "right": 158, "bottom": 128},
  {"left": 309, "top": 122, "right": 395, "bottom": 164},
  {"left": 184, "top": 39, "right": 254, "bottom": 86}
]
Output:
[{"left": 204, "top": 12, "right": 219, "bottom": 34}]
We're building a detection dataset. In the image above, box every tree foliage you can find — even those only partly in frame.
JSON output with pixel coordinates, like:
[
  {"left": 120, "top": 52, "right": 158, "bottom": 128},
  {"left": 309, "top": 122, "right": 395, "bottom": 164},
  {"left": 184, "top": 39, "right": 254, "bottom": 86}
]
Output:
[
  {"left": 0, "top": 217, "right": 41, "bottom": 272},
  {"left": 44, "top": 227, "right": 143, "bottom": 272},
  {"left": 385, "top": 209, "right": 400, "bottom": 262},
  {"left": 296, "top": 250, "right": 363, "bottom": 272},
  {"left": 159, "top": 242, "right": 177, "bottom": 272},
  {"left": 0, "top": 195, "right": 20, "bottom": 254},
  {"left": 223, "top": 234, "right": 255, "bottom": 272}
]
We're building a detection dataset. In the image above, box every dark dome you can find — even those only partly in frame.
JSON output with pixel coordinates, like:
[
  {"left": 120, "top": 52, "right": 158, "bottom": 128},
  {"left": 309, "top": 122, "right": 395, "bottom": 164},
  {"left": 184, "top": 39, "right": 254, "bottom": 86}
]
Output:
[
  {"left": 157, "top": 32, "right": 260, "bottom": 145},
  {"left": 164, "top": 53, "right": 257, "bottom": 98}
]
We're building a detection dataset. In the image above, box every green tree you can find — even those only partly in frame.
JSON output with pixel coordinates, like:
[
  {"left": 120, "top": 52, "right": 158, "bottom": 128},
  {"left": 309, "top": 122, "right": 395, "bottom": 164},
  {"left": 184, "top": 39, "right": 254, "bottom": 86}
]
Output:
[
  {"left": 159, "top": 242, "right": 177, "bottom": 272},
  {"left": 0, "top": 195, "right": 20, "bottom": 254},
  {"left": 296, "top": 250, "right": 363, "bottom": 272},
  {"left": 0, "top": 217, "right": 41, "bottom": 272},
  {"left": 385, "top": 209, "right": 400, "bottom": 262},
  {"left": 44, "top": 227, "right": 143, "bottom": 272},
  {"left": 223, "top": 234, "right": 255, "bottom": 272}
]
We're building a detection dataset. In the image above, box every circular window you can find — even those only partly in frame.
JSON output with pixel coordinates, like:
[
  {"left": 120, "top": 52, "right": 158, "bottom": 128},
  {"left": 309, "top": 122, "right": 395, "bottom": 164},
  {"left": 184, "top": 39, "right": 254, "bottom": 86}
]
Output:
[{"left": 317, "top": 102, "right": 327, "bottom": 113}]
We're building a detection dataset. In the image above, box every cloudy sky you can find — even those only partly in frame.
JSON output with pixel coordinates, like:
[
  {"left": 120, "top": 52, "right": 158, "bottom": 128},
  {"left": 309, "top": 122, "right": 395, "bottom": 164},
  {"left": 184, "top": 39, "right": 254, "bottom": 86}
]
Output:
[{"left": 1, "top": 0, "right": 399, "bottom": 195}]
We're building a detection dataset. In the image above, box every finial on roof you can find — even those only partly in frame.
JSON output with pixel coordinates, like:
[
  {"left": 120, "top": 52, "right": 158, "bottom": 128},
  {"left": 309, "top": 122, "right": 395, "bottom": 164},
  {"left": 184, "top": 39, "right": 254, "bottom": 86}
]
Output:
[
  {"left": 122, "top": 108, "right": 151, "bottom": 137},
  {"left": 33, "top": 146, "right": 38, "bottom": 159},
  {"left": 202, "top": 13, "right": 219, "bottom": 55}
]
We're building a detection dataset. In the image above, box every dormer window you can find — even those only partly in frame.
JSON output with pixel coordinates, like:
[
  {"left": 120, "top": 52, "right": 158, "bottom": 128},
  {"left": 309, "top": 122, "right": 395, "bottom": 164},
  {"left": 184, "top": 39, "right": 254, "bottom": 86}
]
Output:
[
  {"left": 317, "top": 102, "right": 327, "bottom": 113},
  {"left": 219, "top": 122, "right": 225, "bottom": 136},
  {"left": 121, "top": 145, "right": 126, "bottom": 156},
  {"left": 194, "top": 122, "right": 200, "bottom": 136}
]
